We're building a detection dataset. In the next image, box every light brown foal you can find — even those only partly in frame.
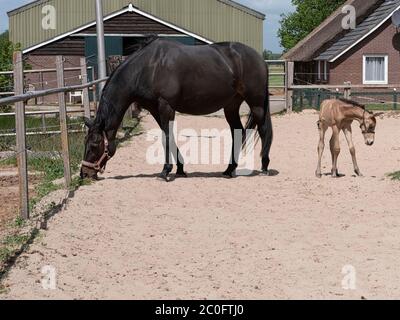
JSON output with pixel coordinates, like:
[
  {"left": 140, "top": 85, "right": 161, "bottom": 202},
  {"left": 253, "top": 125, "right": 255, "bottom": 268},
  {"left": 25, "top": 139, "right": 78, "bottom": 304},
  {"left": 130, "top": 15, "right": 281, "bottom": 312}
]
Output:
[{"left": 316, "top": 99, "right": 382, "bottom": 178}]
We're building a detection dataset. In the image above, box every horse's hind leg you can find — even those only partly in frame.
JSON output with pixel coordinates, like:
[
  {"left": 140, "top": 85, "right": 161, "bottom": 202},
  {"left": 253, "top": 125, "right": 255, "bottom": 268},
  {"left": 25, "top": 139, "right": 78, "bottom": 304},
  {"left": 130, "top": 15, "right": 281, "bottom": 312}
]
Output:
[
  {"left": 223, "top": 98, "right": 245, "bottom": 177},
  {"left": 247, "top": 98, "right": 273, "bottom": 174},
  {"left": 330, "top": 126, "right": 341, "bottom": 178},
  {"left": 315, "top": 120, "right": 327, "bottom": 178}
]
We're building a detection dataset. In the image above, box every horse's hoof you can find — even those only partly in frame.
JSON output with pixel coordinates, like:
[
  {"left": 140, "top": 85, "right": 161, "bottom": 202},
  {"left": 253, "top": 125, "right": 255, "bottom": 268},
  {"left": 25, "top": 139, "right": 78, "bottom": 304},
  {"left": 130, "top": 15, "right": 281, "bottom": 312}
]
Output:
[
  {"left": 222, "top": 171, "right": 234, "bottom": 178},
  {"left": 355, "top": 171, "right": 364, "bottom": 177},
  {"left": 176, "top": 171, "right": 188, "bottom": 178},
  {"left": 260, "top": 170, "right": 270, "bottom": 176},
  {"left": 315, "top": 172, "right": 322, "bottom": 178},
  {"left": 158, "top": 173, "right": 170, "bottom": 182}
]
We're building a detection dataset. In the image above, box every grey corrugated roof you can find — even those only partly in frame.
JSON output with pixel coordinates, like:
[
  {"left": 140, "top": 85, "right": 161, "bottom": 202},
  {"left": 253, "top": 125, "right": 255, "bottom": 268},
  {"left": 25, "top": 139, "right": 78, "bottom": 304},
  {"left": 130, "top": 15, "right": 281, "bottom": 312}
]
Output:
[{"left": 316, "top": 0, "right": 400, "bottom": 61}]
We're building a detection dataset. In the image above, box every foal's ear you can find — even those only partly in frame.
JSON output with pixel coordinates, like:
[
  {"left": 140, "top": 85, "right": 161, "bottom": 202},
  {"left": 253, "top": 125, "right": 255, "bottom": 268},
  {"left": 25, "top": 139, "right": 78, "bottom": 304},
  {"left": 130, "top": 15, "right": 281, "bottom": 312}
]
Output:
[
  {"left": 373, "top": 112, "right": 385, "bottom": 118},
  {"left": 83, "top": 117, "right": 94, "bottom": 128}
]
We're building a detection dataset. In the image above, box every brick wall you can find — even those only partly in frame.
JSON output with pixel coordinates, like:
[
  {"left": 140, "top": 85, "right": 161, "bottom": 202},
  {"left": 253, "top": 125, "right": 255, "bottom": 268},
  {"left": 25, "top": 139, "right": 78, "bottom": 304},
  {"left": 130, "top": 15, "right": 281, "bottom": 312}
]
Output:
[{"left": 329, "top": 20, "right": 400, "bottom": 88}]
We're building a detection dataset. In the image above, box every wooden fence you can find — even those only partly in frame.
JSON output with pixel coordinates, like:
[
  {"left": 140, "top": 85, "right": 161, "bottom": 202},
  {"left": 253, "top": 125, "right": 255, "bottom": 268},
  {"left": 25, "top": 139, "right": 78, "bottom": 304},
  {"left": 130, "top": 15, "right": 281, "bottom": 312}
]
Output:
[{"left": 0, "top": 51, "right": 108, "bottom": 220}]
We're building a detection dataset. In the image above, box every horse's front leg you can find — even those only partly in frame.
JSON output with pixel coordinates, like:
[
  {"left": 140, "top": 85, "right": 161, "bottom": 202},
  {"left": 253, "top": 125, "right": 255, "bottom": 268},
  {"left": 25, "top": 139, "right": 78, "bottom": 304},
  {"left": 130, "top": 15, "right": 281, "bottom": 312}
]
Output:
[
  {"left": 158, "top": 98, "right": 185, "bottom": 181},
  {"left": 343, "top": 125, "right": 362, "bottom": 177}
]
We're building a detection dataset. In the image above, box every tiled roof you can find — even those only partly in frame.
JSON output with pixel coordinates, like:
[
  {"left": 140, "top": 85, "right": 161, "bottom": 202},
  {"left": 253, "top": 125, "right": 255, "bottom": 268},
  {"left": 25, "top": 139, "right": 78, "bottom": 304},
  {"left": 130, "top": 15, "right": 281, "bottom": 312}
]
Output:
[{"left": 316, "top": 0, "right": 400, "bottom": 61}]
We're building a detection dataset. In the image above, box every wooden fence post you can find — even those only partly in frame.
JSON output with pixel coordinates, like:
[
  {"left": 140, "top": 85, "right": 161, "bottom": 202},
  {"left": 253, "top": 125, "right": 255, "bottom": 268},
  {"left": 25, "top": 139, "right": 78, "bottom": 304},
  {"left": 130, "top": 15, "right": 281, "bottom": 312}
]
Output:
[
  {"left": 344, "top": 82, "right": 352, "bottom": 100},
  {"left": 56, "top": 56, "right": 72, "bottom": 188},
  {"left": 286, "top": 61, "right": 294, "bottom": 112},
  {"left": 13, "top": 51, "right": 29, "bottom": 219},
  {"left": 80, "top": 58, "right": 91, "bottom": 119},
  {"left": 91, "top": 67, "right": 98, "bottom": 113},
  {"left": 38, "top": 71, "right": 44, "bottom": 105}
]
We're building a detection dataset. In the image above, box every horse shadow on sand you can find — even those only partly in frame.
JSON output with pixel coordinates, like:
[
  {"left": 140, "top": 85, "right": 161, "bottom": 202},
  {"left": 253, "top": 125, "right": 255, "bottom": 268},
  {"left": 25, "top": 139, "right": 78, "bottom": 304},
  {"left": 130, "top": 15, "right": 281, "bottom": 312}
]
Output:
[{"left": 107, "top": 169, "right": 280, "bottom": 182}]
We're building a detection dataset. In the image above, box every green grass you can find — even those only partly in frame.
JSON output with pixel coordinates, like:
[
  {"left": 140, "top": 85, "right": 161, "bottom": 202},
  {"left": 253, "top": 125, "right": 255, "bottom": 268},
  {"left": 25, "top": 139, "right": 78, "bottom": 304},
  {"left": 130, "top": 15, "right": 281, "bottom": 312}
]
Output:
[
  {"left": 365, "top": 104, "right": 399, "bottom": 111},
  {"left": 270, "top": 75, "right": 285, "bottom": 87},
  {"left": 268, "top": 64, "right": 285, "bottom": 88},
  {"left": 388, "top": 171, "right": 400, "bottom": 181}
]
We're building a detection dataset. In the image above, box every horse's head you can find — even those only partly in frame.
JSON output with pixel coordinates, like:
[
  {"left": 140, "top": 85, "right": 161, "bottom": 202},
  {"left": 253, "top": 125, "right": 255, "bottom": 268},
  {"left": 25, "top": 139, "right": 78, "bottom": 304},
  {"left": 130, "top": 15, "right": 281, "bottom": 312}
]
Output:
[
  {"left": 80, "top": 118, "right": 115, "bottom": 180},
  {"left": 360, "top": 112, "right": 384, "bottom": 146}
]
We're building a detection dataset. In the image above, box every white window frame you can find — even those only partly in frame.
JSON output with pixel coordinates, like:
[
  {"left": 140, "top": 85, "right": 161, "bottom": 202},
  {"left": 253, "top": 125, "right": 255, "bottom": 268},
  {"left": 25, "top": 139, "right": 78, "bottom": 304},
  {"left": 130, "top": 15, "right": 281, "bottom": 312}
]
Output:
[
  {"left": 316, "top": 61, "right": 321, "bottom": 81},
  {"left": 363, "top": 54, "right": 388, "bottom": 85},
  {"left": 323, "top": 61, "right": 329, "bottom": 82}
]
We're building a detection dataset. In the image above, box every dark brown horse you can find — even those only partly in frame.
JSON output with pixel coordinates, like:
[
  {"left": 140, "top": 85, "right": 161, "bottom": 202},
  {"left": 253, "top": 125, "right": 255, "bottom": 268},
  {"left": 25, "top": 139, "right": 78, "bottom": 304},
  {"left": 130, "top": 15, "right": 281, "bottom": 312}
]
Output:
[{"left": 81, "top": 38, "right": 273, "bottom": 181}]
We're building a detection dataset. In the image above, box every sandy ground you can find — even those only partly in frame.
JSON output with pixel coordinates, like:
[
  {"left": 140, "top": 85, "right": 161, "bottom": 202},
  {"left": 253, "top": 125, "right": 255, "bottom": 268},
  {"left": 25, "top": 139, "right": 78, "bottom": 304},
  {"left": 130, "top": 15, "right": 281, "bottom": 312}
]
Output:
[
  {"left": 0, "top": 168, "right": 40, "bottom": 236},
  {"left": 1, "top": 111, "right": 400, "bottom": 300}
]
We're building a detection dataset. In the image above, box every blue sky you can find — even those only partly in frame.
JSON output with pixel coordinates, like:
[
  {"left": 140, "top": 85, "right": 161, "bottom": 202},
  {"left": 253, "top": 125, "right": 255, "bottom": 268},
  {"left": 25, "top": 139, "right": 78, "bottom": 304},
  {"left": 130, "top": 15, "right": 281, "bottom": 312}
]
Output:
[{"left": 0, "top": 0, "right": 294, "bottom": 53}]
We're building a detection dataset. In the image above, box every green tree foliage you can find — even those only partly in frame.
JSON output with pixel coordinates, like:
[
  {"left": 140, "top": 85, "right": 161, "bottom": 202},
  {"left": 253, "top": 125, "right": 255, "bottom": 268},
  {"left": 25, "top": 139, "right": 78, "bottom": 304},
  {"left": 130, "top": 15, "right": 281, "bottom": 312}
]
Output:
[
  {"left": 278, "top": 0, "right": 347, "bottom": 52},
  {"left": 0, "top": 30, "right": 20, "bottom": 93},
  {"left": 263, "top": 50, "right": 282, "bottom": 60}
]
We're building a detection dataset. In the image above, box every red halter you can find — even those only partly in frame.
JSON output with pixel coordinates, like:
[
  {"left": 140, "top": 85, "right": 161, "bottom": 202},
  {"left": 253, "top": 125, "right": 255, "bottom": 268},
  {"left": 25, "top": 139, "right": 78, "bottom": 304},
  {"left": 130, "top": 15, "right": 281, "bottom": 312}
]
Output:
[{"left": 81, "top": 132, "right": 111, "bottom": 174}]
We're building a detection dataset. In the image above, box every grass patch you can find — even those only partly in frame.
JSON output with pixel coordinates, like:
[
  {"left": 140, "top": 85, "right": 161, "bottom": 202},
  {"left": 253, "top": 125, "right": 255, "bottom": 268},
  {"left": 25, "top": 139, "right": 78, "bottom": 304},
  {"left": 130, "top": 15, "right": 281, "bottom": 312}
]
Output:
[
  {"left": 388, "top": 171, "right": 400, "bottom": 181},
  {"left": 0, "top": 247, "right": 11, "bottom": 262},
  {"left": 2, "top": 234, "right": 30, "bottom": 247}
]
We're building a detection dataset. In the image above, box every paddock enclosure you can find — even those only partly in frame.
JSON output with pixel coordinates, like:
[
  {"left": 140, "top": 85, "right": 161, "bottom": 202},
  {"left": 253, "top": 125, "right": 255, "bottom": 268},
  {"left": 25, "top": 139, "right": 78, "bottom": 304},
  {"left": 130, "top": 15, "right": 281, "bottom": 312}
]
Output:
[{"left": 1, "top": 111, "right": 400, "bottom": 299}]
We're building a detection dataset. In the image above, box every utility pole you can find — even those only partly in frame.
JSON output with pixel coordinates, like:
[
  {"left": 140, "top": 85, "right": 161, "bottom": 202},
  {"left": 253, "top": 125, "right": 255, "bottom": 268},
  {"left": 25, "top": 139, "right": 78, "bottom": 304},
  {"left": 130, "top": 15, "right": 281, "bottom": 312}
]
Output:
[{"left": 95, "top": 0, "right": 107, "bottom": 95}]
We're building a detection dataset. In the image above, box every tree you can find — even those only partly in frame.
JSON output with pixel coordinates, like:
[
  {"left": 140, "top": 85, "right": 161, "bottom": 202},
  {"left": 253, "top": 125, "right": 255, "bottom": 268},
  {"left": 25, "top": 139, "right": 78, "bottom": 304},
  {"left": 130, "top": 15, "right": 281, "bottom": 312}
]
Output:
[
  {"left": 263, "top": 50, "right": 282, "bottom": 60},
  {"left": 0, "top": 30, "right": 21, "bottom": 93},
  {"left": 278, "top": 0, "right": 346, "bottom": 52}
]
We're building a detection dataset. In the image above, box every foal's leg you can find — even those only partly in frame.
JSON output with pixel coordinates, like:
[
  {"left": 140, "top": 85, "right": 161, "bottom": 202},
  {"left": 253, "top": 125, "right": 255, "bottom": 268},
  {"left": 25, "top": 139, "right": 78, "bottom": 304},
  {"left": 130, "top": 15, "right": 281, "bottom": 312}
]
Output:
[
  {"left": 315, "top": 120, "right": 327, "bottom": 178},
  {"left": 343, "top": 124, "right": 362, "bottom": 176},
  {"left": 330, "top": 126, "right": 341, "bottom": 178},
  {"left": 223, "top": 100, "right": 245, "bottom": 177}
]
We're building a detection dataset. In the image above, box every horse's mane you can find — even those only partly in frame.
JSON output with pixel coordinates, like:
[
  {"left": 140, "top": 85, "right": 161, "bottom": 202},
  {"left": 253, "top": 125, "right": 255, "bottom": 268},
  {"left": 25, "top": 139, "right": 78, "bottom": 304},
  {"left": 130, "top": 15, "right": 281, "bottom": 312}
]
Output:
[
  {"left": 338, "top": 98, "right": 366, "bottom": 109},
  {"left": 95, "top": 36, "right": 159, "bottom": 127},
  {"left": 101, "top": 35, "right": 158, "bottom": 94}
]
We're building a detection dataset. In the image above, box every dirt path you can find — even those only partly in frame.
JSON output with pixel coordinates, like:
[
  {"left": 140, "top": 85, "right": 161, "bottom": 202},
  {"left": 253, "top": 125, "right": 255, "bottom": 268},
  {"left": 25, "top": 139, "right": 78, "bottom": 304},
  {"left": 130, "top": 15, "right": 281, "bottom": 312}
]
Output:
[{"left": 1, "top": 111, "right": 400, "bottom": 300}]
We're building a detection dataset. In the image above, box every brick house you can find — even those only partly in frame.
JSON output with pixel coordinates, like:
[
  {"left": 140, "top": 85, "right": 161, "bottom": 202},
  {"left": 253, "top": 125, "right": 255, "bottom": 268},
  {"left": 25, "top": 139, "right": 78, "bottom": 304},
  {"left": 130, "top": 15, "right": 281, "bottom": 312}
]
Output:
[{"left": 283, "top": 0, "right": 400, "bottom": 88}]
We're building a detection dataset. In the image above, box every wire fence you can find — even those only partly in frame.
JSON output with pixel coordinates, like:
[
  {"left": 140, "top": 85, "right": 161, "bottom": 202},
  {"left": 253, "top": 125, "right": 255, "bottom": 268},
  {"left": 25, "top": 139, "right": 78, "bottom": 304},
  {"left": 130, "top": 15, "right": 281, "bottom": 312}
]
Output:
[{"left": 292, "top": 88, "right": 399, "bottom": 111}]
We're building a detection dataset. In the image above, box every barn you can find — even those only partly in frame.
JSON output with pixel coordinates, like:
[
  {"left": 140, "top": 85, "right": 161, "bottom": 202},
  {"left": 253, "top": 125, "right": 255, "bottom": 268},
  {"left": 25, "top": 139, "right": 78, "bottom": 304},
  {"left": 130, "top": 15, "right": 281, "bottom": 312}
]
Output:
[
  {"left": 7, "top": 0, "right": 265, "bottom": 103},
  {"left": 283, "top": 0, "right": 400, "bottom": 88}
]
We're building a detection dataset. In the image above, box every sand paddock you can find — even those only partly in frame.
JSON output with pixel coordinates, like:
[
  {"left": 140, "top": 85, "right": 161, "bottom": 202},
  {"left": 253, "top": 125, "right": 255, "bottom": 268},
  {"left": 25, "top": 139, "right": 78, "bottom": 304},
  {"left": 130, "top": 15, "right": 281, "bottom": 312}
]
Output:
[{"left": 1, "top": 111, "right": 400, "bottom": 300}]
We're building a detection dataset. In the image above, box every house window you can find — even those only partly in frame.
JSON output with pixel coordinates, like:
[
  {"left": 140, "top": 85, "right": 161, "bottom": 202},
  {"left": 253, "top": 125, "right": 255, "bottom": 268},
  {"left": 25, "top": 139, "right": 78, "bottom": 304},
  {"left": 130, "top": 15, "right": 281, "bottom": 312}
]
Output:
[{"left": 363, "top": 55, "right": 388, "bottom": 84}]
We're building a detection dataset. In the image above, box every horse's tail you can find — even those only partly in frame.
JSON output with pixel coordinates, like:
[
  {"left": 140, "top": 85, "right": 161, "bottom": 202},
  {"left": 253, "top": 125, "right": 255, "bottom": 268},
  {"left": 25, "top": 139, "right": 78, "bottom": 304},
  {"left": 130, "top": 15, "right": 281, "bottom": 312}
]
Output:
[{"left": 243, "top": 63, "right": 273, "bottom": 156}]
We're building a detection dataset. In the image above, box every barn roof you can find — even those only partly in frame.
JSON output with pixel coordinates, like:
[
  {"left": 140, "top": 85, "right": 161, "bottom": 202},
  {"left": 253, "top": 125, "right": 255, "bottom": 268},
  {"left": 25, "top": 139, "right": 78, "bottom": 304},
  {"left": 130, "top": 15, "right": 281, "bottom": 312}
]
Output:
[{"left": 316, "top": 0, "right": 400, "bottom": 61}]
